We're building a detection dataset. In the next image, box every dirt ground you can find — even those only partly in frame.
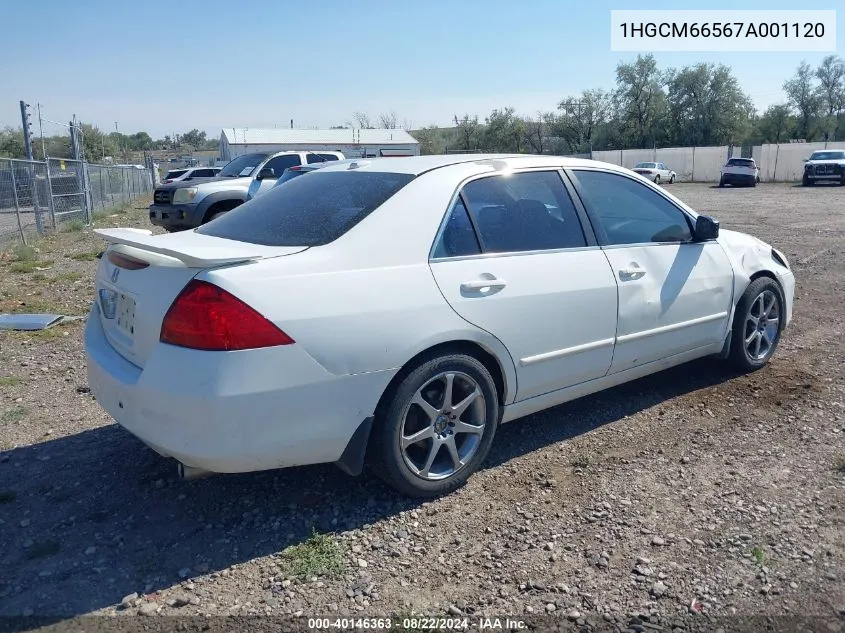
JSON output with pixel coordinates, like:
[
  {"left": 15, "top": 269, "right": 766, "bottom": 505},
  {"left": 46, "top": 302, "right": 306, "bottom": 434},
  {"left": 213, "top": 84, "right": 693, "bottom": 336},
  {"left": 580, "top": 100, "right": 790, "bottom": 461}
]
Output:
[{"left": 0, "top": 184, "right": 843, "bottom": 632}]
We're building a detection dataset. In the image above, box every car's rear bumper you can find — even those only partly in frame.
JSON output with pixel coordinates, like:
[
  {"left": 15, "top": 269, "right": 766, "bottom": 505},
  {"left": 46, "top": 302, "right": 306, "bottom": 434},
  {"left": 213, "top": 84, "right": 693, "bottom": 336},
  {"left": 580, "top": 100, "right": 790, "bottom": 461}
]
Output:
[
  {"left": 721, "top": 173, "right": 756, "bottom": 185},
  {"left": 84, "top": 303, "right": 396, "bottom": 474}
]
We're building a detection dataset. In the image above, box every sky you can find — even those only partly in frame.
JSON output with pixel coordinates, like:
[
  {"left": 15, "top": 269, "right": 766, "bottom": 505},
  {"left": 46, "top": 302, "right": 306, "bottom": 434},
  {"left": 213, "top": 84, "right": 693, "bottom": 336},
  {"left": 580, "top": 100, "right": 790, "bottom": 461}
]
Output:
[{"left": 0, "top": 0, "right": 841, "bottom": 139}]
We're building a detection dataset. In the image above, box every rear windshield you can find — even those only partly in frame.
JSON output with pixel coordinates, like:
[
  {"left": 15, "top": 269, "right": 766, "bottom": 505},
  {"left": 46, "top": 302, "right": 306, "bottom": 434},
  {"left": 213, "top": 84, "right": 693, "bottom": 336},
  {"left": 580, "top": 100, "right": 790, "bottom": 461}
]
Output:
[
  {"left": 635, "top": 163, "right": 656, "bottom": 168},
  {"left": 196, "top": 171, "right": 416, "bottom": 246},
  {"left": 727, "top": 158, "right": 755, "bottom": 167}
]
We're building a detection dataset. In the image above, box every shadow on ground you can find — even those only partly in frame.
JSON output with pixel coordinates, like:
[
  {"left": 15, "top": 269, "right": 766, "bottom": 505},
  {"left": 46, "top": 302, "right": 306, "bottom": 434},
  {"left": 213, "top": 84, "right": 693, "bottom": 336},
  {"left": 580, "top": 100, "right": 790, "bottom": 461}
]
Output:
[{"left": 0, "top": 358, "right": 738, "bottom": 620}]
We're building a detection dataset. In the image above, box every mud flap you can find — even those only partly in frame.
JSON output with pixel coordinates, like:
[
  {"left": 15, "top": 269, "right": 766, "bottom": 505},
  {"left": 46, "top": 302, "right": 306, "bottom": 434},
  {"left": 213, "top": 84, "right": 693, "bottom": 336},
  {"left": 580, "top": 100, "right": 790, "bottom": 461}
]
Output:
[{"left": 334, "top": 416, "right": 374, "bottom": 477}]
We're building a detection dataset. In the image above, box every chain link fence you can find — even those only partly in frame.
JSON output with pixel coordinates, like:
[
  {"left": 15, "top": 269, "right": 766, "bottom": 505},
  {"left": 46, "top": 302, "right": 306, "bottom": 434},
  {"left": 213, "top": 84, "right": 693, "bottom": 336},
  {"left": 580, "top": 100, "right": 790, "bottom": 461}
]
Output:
[{"left": 0, "top": 158, "right": 153, "bottom": 247}]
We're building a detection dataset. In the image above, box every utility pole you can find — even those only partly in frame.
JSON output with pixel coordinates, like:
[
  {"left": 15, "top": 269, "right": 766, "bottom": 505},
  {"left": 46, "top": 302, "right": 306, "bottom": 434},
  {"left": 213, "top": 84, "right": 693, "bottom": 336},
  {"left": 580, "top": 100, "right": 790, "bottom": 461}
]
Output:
[{"left": 19, "top": 101, "right": 34, "bottom": 160}]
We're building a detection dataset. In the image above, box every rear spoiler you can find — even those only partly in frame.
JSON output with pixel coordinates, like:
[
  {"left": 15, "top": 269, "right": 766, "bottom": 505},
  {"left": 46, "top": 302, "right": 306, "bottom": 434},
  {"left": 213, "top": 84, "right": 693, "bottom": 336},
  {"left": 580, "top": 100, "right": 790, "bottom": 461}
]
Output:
[{"left": 94, "top": 228, "right": 270, "bottom": 268}]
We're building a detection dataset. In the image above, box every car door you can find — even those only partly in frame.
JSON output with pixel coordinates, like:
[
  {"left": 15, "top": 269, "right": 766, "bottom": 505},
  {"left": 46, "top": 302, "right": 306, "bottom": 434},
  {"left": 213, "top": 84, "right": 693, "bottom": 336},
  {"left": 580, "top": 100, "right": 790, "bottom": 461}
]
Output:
[
  {"left": 568, "top": 168, "right": 734, "bottom": 374},
  {"left": 657, "top": 163, "right": 668, "bottom": 180},
  {"left": 428, "top": 170, "right": 619, "bottom": 402},
  {"left": 252, "top": 155, "right": 302, "bottom": 198}
]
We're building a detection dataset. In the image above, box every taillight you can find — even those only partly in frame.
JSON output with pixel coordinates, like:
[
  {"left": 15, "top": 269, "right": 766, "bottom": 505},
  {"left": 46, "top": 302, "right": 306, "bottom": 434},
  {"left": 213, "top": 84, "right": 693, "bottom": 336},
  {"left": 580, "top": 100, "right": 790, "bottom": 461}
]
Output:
[{"left": 160, "top": 280, "right": 294, "bottom": 351}]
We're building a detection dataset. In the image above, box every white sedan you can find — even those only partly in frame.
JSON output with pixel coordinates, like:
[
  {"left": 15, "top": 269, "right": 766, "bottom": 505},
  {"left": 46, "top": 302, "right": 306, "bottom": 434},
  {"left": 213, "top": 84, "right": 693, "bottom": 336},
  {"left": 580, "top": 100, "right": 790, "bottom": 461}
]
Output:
[
  {"left": 632, "top": 162, "right": 676, "bottom": 184},
  {"left": 85, "top": 155, "right": 795, "bottom": 497}
]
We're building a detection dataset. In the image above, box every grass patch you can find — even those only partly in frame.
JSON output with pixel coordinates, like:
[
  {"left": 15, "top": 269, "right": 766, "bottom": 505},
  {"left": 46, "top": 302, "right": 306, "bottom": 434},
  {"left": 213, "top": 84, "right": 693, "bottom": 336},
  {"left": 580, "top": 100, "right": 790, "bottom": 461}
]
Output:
[
  {"left": 68, "top": 250, "right": 102, "bottom": 262},
  {"left": 27, "top": 540, "right": 61, "bottom": 560},
  {"left": 834, "top": 455, "right": 845, "bottom": 474},
  {"left": 0, "top": 376, "right": 24, "bottom": 388},
  {"left": 1, "top": 407, "right": 26, "bottom": 422},
  {"left": 0, "top": 490, "right": 16, "bottom": 503},
  {"left": 280, "top": 530, "right": 344, "bottom": 579},
  {"left": 55, "top": 271, "right": 85, "bottom": 283},
  {"left": 8, "top": 327, "right": 69, "bottom": 343},
  {"left": 63, "top": 219, "right": 85, "bottom": 233},
  {"left": 571, "top": 454, "right": 591, "bottom": 469},
  {"left": 30, "top": 273, "right": 47, "bottom": 282},
  {"left": 12, "top": 244, "right": 38, "bottom": 262},
  {"left": 751, "top": 546, "right": 766, "bottom": 565},
  {"left": 10, "top": 261, "right": 38, "bottom": 273}
]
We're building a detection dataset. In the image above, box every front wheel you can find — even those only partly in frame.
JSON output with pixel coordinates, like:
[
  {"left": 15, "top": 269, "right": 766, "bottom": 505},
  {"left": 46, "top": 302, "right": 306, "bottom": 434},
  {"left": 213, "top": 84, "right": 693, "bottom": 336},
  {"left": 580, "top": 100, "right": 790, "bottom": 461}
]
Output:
[
  {"left": 654, "top": 174, "right": 661, "bottom": 184},
  {"left": 370, "top": 353, "right": 499, "bottom": 497},
  {"left": 719, "top": 177, "right": 725, "bottom": 188},
  {"left": 729, "top": 277, "right": 785, "bottom": 372},
  {"left": 803, "top": 174, "right": 811, "bottom": 186}
]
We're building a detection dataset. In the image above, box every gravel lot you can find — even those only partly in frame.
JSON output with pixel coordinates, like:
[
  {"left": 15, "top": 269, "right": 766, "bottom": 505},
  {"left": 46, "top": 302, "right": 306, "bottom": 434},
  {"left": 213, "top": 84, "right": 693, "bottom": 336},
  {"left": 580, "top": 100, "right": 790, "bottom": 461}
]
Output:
[{"left": 0, "top": 185, "right": 843, "bottom": 631}]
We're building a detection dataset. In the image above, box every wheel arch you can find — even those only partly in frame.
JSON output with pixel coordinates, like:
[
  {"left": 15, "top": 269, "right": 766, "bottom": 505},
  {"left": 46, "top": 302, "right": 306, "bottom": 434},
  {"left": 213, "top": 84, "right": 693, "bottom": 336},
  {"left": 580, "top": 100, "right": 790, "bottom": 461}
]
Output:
[
  {"left": 373, "top": 340, "right": 513, "bottom": 422},
  {"left": 335, "top": 338, "right": 514, "bottom": 478}
]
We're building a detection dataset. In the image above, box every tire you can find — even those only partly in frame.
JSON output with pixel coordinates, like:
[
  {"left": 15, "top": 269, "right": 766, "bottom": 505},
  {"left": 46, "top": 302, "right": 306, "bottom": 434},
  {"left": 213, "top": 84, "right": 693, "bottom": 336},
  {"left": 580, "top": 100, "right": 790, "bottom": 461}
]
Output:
[
  {"left": 802, "top": 174, "right": 811, "bottom": 187},
  {"left": 718, "top": 177, "right": 725, "bottom": 188},
  {"left": 370, "top": 353, "right": 500, "bottom": 498},
  {"left": 728, "top": 277, "right": 785, "bottom": 372},
  {"left": 669, "top": 174, "right": 675, "bottom": 184},
  {"left": 209, "top": 211, "right": 227, "bottom": 221},
  {"left": 654, "top": 175, "right": 661, "bottom": 184}
]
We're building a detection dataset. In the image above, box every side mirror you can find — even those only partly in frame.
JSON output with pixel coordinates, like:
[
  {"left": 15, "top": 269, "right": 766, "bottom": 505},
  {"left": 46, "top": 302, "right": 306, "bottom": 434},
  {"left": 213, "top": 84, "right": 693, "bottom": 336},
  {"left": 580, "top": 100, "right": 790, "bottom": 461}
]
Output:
[
  {"left": 257, "top": 168, "right": 275, "bottom": 180},
  {"left": 802, "top": 158, "right": 808, "bottom": 162},
  {"left": 694, "top": 215, "right": 719, "bottom": 241}
]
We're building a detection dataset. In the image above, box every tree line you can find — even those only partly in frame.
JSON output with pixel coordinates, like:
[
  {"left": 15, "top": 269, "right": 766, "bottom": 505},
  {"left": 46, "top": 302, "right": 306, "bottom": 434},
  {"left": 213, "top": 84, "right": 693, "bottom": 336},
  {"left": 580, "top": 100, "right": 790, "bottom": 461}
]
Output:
[
  {"left": 0, "top": 125, "right": 217, "bottom": 162},
  {"left": 2, "top": 54, "right": 843, "bottom": 161},
  {"left": 405, "top": 54, "right": 845, "bottom": 155}
]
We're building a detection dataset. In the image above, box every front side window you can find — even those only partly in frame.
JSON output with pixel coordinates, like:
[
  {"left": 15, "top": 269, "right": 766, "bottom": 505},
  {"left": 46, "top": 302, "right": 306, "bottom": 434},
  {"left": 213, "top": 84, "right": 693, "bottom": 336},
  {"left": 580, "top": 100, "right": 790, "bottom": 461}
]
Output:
[
  {"left": 218, "top": 153, "right": 270, "bottom": 178},
  {"left": 572, "top": 170, "right": 692, "bottom": 245},
  {"left": 460, "top": 171, "right": 586, "bottom": 253}
]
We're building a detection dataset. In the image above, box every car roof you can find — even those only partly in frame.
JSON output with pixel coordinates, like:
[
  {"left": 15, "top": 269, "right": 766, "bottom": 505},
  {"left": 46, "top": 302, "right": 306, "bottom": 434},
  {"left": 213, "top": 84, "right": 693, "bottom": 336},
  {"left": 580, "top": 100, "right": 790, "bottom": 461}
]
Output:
[{"left": 312, "top": 153, "right": 608, "bottom": 176}]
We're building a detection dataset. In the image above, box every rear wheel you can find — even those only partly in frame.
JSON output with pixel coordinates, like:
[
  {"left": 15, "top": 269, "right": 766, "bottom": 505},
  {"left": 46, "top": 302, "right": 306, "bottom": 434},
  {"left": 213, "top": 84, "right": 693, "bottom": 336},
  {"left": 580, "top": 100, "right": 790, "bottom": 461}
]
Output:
[
  {"left": 370, "top": 353, "right": 499, "bottom": 497},
  {"left": 669, "top": 174, "right": 675, "bottom": 184},
  {"left": 729, "top": 277, "right": 784, "bottom": 372}
]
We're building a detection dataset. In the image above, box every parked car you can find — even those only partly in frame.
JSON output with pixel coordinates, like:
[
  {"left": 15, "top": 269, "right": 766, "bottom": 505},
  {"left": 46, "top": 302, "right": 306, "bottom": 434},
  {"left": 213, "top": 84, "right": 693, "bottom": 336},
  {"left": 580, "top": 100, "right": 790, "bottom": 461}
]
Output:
[
  {"left": 246, "top": 158, "right": 356, "bottom": 200},
  {"left": 149, "top": 151, "right": 344, "bottom": 231},
  {"left": 802, "top": 149, "right": 845, "bottom": 186},
  {"left": 88, "top": 154, "right": 794, "bottom": 497},
  {"left": 161, "top": 167, "right": 221, "bottom": 184},
  {"left": 245, "top": 152, "right": 344, "bottom": 200},
  {"left": 632, "top": 162, "right": 676, "bottom": 184},
  {"left": 719, "top": 158, "right": 760, "bottom": 187}
]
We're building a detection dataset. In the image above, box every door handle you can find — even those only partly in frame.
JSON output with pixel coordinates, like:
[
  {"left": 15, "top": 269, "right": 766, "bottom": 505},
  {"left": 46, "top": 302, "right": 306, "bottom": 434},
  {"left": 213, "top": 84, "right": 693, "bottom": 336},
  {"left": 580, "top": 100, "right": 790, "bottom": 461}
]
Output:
[
  {"left": 619, "top": 266, "right": 646, "bottom": 281},
  {"left": 460, "top": 278, "right": 507, "bottom": 292}
]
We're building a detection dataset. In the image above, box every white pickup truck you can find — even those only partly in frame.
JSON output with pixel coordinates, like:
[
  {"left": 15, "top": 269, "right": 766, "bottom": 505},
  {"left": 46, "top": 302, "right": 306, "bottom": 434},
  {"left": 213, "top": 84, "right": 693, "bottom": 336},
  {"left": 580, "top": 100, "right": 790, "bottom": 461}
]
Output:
[{"left": 719, "top": 158, "right": 760, "bottom": 188}]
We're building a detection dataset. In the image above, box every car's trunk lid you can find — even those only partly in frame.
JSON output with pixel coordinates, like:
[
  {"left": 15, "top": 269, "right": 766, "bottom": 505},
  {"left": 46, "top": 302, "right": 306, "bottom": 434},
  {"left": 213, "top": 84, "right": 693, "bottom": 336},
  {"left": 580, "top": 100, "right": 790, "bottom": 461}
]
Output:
[{"left": 93, "top": 229, "right": 307, "bottom": 368}]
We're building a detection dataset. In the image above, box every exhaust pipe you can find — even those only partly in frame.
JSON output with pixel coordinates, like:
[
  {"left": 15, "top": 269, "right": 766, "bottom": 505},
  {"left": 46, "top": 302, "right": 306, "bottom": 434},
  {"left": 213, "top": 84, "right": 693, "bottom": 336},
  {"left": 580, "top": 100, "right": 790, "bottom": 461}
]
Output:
[{"left": 177, "top": 462, "right": 212, "bottom": 481}]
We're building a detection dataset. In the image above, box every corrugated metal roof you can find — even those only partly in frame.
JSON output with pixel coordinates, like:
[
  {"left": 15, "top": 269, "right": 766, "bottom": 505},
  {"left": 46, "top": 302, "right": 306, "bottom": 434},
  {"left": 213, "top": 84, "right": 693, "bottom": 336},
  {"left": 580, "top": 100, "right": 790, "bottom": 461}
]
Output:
[{"left": 221, "top": 128, "right": 418, "bottom": 146}]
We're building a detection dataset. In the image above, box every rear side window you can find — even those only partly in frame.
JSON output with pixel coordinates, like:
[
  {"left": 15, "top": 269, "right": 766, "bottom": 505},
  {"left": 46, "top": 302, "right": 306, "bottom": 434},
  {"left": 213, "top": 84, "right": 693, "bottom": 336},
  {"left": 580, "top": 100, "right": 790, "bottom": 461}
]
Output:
[
  {"left": 307, "top": 154, "right": 340, "bottom": 164},
  {"left": 461, "top": 171, "right": 587, "bottom": 253},
  {"left": 432, "top": 198, "right": 481, "bottom": 258},
  {"left": 165, "top": 170, "right": 187, "bottom": 179},
  {"left": 197, "top": 171, "right": 415, "bottom": 246},
  {"left": 264, "top": 155, "right": 302, "bottom": 176}
]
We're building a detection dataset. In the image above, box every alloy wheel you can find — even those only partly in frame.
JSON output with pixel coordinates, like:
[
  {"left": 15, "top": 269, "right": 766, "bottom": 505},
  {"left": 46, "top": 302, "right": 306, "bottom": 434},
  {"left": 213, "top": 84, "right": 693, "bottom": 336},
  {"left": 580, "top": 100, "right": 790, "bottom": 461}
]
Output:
[
  {"left": 744, "top": 290, "right": 780, "bottom": 361},
  {"left": 399, "top": 371, "right": 487, "bottom": 480}
]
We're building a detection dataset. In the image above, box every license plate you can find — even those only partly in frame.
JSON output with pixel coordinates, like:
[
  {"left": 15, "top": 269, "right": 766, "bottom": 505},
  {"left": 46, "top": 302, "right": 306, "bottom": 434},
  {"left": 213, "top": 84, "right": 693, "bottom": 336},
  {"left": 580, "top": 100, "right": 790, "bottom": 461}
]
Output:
[{"left": 115, "top": 294, "right": 136, "bottom": 337}]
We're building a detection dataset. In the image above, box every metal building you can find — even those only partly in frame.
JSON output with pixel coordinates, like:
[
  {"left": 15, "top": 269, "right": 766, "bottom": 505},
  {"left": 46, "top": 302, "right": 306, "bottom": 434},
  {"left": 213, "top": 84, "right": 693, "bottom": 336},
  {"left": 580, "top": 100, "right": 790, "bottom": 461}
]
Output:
[{"left": 219, "top": 128, "right": 420, "bottom": 161}]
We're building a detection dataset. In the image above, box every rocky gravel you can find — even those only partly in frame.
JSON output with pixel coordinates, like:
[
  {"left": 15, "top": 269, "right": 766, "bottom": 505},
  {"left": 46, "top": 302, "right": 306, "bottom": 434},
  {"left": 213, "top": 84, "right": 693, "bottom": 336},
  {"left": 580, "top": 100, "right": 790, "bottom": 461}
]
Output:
[{"left": 0, "top": 185, "right": 843, "bottom": 631}]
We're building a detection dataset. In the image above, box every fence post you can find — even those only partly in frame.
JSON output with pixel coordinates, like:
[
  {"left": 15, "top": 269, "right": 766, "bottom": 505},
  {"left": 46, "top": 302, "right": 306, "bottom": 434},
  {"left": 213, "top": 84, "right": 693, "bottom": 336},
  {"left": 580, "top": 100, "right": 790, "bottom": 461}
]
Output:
[
  {"left": 8, "top": 161, "right": 26, "bottom": 245},
  {"left": 691, "top": 146, "right": 696, "bottom": 182},
  {"left": 82, "top": 160, "right": 92, "bottom": 224},
  {"left": 30, "top": 162, "right": 44, "bottom": 235},
  {"left": 44, "top": 157, "right": 57, "bottom": 231}
]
